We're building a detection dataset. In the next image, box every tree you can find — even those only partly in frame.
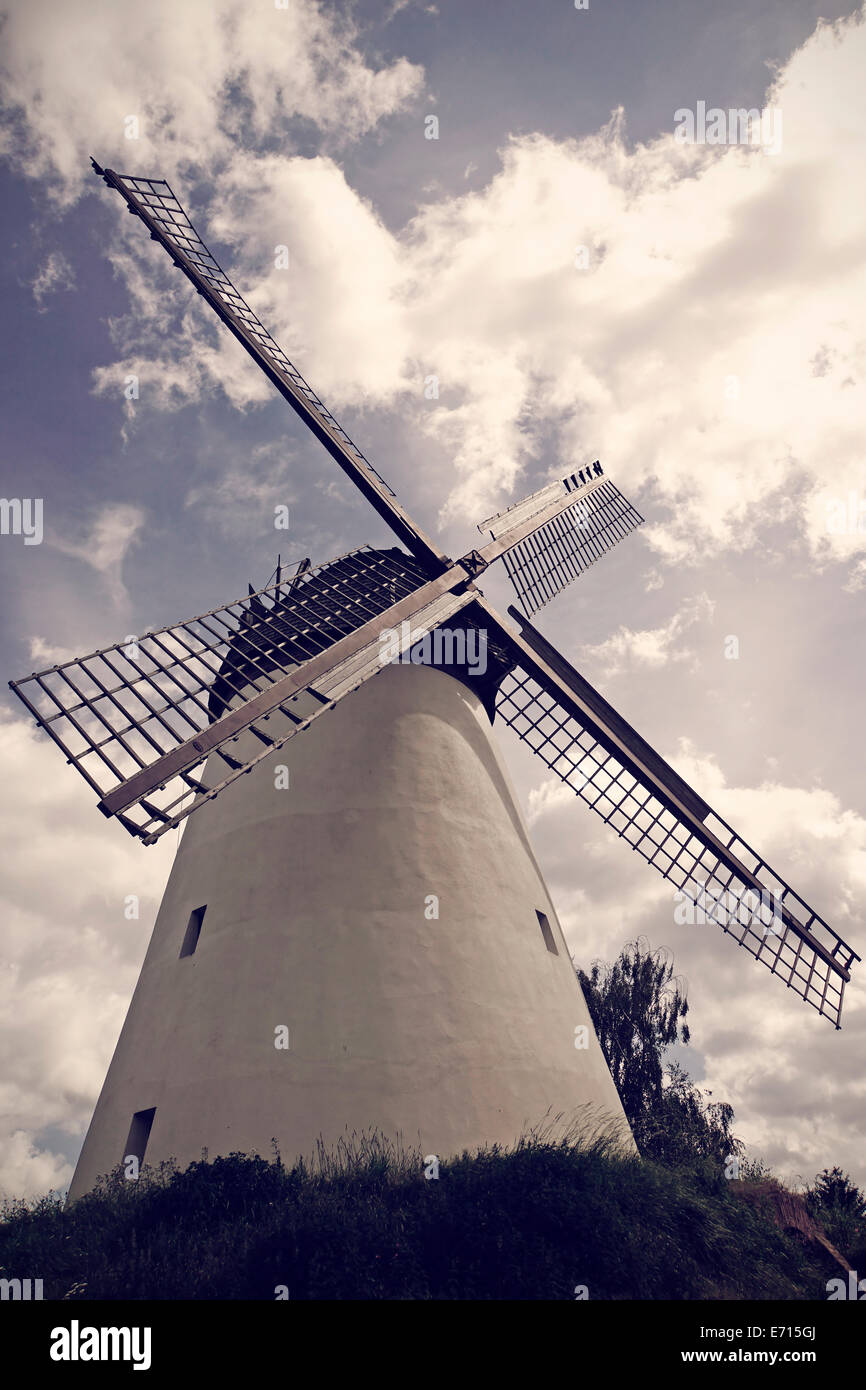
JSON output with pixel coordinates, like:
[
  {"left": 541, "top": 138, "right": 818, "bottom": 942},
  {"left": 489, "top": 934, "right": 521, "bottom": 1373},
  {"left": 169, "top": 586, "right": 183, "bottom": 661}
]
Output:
[
  {"left": 577, "top": 937, "right": 689, "bottom": 1123},
  {"left": 577, "top": 937, "right": 741, "bottom": 1166},
  {"left": 806, "top": 1167, "right": 866, "bottom": 1264},
  {"left": 808, "top": 1167, "right": 866, "bottom": 1216},
  {"left": 641, "top": 1061, "right": 741, "bottom": 1168}
]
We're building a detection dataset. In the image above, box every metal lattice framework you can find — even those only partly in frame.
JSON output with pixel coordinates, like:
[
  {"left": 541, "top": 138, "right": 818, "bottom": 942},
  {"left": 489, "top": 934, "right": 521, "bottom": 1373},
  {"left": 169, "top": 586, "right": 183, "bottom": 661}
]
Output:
[
  {"left": 500, "top": 477, "right": 644, "bottom": 618},
  {"left": 495, "top": 664, "right": 857, "bottom": 1026},
  {"left": 112, "top": 173, "right": 396, "bottom": 497},
  {"left": 92, "top": 161, "right": 447, "bottom": 570},
  {"left": 9, "top": 548, "right": 455, "bottom": 843}
]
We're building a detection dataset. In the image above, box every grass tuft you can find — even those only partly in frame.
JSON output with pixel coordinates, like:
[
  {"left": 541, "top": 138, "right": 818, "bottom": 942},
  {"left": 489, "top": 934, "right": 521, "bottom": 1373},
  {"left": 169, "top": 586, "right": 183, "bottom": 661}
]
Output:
[{"left": 0, "top": 1129, "right": 845, "bottom": 1300}]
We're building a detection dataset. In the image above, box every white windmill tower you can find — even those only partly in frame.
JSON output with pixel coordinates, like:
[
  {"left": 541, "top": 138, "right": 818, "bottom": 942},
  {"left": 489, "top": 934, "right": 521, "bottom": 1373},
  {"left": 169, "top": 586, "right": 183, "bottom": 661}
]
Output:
[{"left": 12, "top": 163, "right": 859, "bottom": 1200}]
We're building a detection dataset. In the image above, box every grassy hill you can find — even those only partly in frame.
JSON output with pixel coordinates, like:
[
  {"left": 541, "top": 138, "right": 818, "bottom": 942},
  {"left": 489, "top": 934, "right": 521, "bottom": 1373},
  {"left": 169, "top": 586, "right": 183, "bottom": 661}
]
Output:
[{"left": 0, "top": 1130, "right": 848, "bottom": 1300}]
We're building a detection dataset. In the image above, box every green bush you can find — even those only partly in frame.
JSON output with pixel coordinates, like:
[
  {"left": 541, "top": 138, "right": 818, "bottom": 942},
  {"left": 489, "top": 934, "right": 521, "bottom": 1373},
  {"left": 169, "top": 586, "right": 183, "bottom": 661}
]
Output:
[{"left": 0, "top": 1130, "right": 840, "bottom": 1300}]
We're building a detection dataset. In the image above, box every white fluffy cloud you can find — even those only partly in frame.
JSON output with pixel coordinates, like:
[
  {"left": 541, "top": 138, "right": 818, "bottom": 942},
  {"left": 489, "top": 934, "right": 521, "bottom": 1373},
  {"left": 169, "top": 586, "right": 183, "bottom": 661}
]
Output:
[
  {"left": 39, "top": 8, "right": 861, "bottom": 584},
  {"left": 7, "top": 1, "right": 861, "bottom": 574},
  {"left": 0, "top": 713, "right": 174, "bottom": 1199},
  {"left": 0, "top": 0, "right": 423, "bottom": 201}
]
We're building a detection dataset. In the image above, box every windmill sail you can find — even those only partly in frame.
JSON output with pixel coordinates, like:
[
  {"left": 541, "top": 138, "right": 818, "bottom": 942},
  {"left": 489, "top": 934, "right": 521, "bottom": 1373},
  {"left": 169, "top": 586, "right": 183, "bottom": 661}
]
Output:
[
  {"left": 13, "top": 157, "right": 856, "bottom": 1027},
  {"left": 11, "top": 544, "right": 858, "bottom": 1021},
  {"left": 91, "top": 161, "right": 447, "bottom": 573},
  {"left": 487, "top": 602, "right": 859, "bottom": 1027},
  {"left": 8, "top": 548, "right": 475, "bottom": 844},
  {"left": 478, "top": 466, "right": 644, "bottom": 618}
]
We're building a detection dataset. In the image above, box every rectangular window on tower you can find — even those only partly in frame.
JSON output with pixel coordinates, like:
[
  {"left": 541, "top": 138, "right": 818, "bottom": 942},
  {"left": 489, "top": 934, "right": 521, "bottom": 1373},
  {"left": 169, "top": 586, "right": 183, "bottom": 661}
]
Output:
[
  {"left": 179, "top": 905, "right": 207, "bottom": 958},
  {"left": 536, "top": 909, "right": 559, "bottom": 955},
  {"left": 124, "top": 1107, "right": 156, "bottom": 1167}
]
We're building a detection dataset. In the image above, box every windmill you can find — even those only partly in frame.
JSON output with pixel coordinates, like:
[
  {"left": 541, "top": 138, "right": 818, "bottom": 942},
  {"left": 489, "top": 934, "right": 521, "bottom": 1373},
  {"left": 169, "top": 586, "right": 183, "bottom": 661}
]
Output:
[{"left": 12, "top": 162, "right": 858, "bottom": 1201}]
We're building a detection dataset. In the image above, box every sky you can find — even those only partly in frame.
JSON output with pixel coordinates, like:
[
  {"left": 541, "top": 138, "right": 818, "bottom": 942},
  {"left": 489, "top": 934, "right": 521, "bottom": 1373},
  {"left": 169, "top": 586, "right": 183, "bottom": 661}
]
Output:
[{"left": 0, "top": 0, "right": 864, "bottom": 1199}]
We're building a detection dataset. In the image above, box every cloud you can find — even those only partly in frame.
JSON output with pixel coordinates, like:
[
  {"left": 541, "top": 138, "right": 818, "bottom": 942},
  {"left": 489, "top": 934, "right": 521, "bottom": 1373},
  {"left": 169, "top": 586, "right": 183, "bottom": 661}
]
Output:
[
  {"left": 670, "top": 741, "right": 866, "bottom": 946},
  {"left": 28, "top": 636, "right": 81, "bottom": 668},
  {"left": 11, "top": 7, "right": 858, "bottom": 583},
  {"left": 0, "top": 713, "right": 174, "bottom": 1199},
  {"left": 91, "top": 355, "right": 210, "bottom": 416},
  {"left": 527, "top": 777, "right": 577, "bottom": 827},
  {"left": 0, "top": 0, "right": 424, "bottom": 203},
  {"left": 184, "top": 437, "right": 298, "bottom": 538},
  {"left": 30, "top": 250, "right": 76, "bottom": 307},
  {"left": 579, "top": 593, "right": 714, "bottom": 679},
  {"left": 843, "top": 556, "right": 866, "bottom": 593},
  {"left": 48, "top": 502, "right": 145, "bottom": 607},
  {"left": 0, "top": 1132, "right": 72, "bottom": 1201}
]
